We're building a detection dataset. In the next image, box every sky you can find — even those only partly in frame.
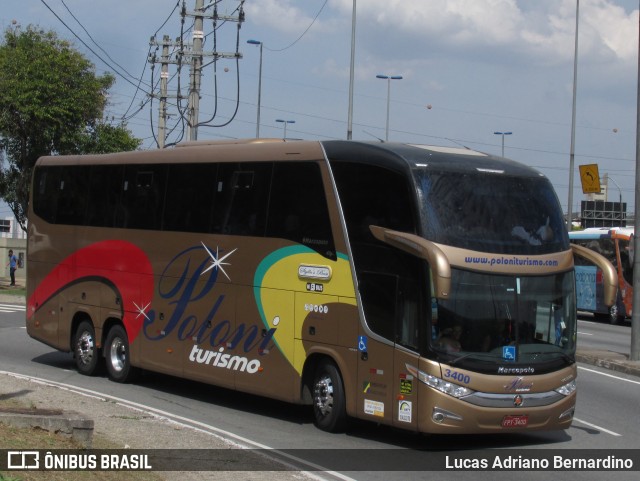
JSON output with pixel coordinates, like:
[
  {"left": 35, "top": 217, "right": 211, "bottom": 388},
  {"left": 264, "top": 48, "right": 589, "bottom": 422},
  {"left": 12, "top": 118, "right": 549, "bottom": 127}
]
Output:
[{"left": 3, "top": 0, "right": 640, "bottom": 219}]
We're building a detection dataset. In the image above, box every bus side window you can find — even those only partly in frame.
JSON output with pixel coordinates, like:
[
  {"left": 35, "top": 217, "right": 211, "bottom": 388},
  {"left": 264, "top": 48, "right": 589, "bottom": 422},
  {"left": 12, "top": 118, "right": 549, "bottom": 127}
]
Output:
[
  {"left": 85, "top": 165, "right": 124, "bottom": 228},
  {"left": 212, "top": 163, "right": 271, "bottom": 236},
  {"left": 619, "top": 239, "right": 633, "bottom": 285},
  {"left": 358, "top": 259, "right": 425, "bottom": 350},
  {"left": 331, "top": 161, "right": 422, "bottom": 347},
  {"left": 163, "top": 163, "right": 217, "bottom": 233},
  {"left": 33, "top": 167, "right": 60, "bottom": 224},
  {"left": 266, "top": 163, "right": 336, "bottom": 258},
  {"left": 358, "top": 271, "right": 397, "bottom": 342},
  {"left": 56, "top": 166, "right": 90, "bottom": 225},
  {"left": 118, "top": 165, "right": 167, "bottom": 230}
]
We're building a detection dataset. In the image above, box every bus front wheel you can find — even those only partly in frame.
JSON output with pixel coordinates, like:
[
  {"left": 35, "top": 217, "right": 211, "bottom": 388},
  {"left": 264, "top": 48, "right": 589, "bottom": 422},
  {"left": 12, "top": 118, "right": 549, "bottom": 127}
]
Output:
[
  {"left": 104, "top": 325, "right": 137, "bottom": 383},
  {"left": 73, "top": 321, "right": 100, "bottom": 376},
  {"left": 312, "top": 360, "right": 347, "bottom": 433}
]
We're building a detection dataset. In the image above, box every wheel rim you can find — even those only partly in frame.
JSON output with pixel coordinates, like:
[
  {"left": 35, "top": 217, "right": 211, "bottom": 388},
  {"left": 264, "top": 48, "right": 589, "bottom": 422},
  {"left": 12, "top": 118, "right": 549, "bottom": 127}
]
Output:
[
  {"left": 109, "top": 337, "right": 126, "bottom": 373},
  {"left": 76, "top": 331, "right": 95, "bottom": 366},
  {"left": 610, "top": 304, "right": 619, "bottom": 321},
  {"left": 314, "top": 373, "right": 334, "bottom": 417}
]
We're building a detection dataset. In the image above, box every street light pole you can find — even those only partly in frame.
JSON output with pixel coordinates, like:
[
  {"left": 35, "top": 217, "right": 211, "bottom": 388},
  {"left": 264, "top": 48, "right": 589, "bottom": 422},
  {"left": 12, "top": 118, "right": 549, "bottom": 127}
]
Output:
[
  {"left": 630, "top": 0, "right": 640, "bottom": 361},
  {"left": 493, "top": 131, "right": 512, "bottom": 157},
  {"left": 376, "top": 74, "right": 402, "bottom": 141},
  {"left": 347, "top": 0, "right": 356, "bottom": 140},
  {"left": 247, "top": 39, "right": 263, "bottom": 138},
  {"left": 605, "top": 175, "right": 624, "bottom": 227},
  {"left": 276, "top": 119, "right": 295, "bottom": 139},
  {"left": 568, "top": 0, "right": 580, "bottom": 230}
]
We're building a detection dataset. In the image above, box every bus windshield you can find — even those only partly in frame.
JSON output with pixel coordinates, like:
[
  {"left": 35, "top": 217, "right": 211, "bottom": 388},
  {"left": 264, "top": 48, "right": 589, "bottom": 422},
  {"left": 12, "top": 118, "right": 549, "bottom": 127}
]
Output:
[
  {"left": 431, "top": 268, "right": 576, "bottom": 373},
  {"left": 415, "top": 170, "right": 569, "bottom": 255}
]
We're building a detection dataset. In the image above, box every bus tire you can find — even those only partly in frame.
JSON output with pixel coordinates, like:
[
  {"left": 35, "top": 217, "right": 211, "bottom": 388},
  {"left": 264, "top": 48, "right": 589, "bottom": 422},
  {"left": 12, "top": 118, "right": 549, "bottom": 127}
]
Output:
[
  {"left": 104, "top": 325, "right": 137, "bottom": 383},
  {"left": 312, "top": 359, "right": 348, "bottom": 433},
  {"left": 73, "top": 320, "right": 101, "bottom": 376}
]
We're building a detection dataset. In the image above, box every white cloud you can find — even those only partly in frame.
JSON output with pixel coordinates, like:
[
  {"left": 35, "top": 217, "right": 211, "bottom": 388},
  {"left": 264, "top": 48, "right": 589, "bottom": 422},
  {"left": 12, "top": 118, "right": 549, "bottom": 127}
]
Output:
[
  {"left": 328, "top": 0, "right": 638, "bottom": 66},
  {"left": 584, "top": 0, "right": 639, "bottom": 61},
  {"left": 244, "top": 0, "right": 334, "bottom": 35}
]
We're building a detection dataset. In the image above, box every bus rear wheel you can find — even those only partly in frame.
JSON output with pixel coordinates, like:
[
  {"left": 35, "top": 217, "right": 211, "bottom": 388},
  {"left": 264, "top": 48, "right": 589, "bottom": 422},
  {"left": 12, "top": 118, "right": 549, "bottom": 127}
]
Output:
[
  {"left": 312, "top": 360, "right": 347, "bottom": 433},
  {"left": 73, "top": 321, "right": 100, "bottom": 376},
  {"left": 104, "top": 325, "right": 137, "bottom": 383}
]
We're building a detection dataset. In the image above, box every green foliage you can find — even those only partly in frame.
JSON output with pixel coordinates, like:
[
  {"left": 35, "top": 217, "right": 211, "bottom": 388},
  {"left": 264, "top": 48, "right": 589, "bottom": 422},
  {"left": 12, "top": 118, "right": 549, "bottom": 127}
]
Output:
[{"left": 0, "top": 25, "right": 141, "bottom": 230}]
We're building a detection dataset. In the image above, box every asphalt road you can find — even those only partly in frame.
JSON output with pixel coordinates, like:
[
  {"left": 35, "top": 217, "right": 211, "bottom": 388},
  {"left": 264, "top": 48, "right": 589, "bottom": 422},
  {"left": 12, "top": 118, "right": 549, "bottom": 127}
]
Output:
[
  {"left": 1, "top": 305, "right": 639, "bottom": 481},
  {"left": 577, "top": 312, "right": 632, "bottom": 354}
]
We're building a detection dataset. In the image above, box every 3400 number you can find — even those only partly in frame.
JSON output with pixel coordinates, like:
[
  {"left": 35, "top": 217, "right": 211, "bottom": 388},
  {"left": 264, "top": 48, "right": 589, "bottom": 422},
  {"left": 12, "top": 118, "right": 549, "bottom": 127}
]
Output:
[{"left": 443, "top": 369, "right": 471, "bottom": 384}]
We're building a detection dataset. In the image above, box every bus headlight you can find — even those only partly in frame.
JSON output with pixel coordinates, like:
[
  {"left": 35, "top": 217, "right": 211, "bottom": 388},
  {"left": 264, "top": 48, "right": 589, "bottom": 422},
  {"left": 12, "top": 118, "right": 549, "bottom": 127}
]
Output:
[
  {"left": 422, "top": 373, "right": 474, "bottom": 398},
  {"left": 555, "top": 379, "right": 576, "bottom": 396},
  {"left": 405, "top": 363, "right": 475, "bottom": 399}
]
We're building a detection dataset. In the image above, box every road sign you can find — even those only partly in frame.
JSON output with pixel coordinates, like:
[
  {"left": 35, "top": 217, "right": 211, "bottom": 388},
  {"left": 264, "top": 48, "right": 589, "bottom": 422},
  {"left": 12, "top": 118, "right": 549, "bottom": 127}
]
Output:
[{"left": 579, "top": 164, "right": 601, "bottom": 194}]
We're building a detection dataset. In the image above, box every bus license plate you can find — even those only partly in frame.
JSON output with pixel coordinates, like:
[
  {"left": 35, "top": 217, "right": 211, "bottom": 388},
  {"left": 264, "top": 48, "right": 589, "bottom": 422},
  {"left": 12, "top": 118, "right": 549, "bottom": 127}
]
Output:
[{"left": 501, "top": 415, "right": 528, "bottom": 428}]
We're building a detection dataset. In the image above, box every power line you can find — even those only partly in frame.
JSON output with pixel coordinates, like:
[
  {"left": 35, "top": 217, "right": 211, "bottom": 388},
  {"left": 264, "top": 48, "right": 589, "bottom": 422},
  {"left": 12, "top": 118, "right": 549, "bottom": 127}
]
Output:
[
  {"left": 39, "top": 0, "right": 153, "bottom": 94},
  {"left": 266, "top": 0, "right": 328, "bottom": 52},
  {"left": 59, "top": 0, "right": 149, "bottom": 87}
]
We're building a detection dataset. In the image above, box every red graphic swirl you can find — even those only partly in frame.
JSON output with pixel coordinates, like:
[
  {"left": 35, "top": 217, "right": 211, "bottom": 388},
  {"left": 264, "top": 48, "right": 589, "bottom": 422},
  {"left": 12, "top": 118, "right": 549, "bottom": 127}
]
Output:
[{"left": 27, "top": 240, "right": 154, "bottom": 342}]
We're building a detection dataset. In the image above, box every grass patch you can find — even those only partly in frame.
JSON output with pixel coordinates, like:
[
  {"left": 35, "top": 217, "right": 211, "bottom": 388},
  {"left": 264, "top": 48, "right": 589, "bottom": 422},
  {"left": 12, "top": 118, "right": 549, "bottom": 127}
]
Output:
[{"left": 0, "top": 286, "right": 26, "bottom": 297}]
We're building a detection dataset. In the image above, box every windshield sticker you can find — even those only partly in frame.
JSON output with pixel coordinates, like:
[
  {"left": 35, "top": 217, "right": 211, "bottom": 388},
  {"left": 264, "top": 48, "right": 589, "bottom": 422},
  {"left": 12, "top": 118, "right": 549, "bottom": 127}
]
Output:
[{"left": 503, "top": 346, "right": 516, "bottom": 360}]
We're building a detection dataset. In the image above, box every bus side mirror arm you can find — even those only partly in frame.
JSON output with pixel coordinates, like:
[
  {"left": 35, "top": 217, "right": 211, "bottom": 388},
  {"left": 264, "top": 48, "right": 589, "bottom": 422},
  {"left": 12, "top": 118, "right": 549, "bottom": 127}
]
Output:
[
  {"left": 369, "top": 225, "right": 451, "bottom": 300},
  {"left": 571, "top": 243, "right": 618, "bottom": 307}
]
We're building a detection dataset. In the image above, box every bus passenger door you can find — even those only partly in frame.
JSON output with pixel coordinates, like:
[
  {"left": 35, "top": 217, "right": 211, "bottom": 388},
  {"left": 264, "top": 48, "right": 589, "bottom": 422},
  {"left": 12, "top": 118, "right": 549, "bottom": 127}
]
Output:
[
  {"left": 392, "top": 273, "right": 424, "bottom": 431},
  {"left": 356, "top": 246, "right": 427, "bottom": 430},
  {"left": 357, "top": 272, "right": 402, "bottom": 427}
]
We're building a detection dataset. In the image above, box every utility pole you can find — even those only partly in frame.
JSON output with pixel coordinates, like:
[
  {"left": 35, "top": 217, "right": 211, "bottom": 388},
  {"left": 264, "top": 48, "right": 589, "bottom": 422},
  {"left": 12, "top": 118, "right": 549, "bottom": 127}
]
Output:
[
  {"left": 347, "top": 0, "right": 356, "bottom": 140},
  {"left": 158, "top": 35, "right": 171, "bottom": 149},
  {"left": 150, "top": 1, "right": 244, "bottom": 146},
  {"left": 182, "top": 0, "right": 244, "bottom": 141},
  {"left": 149, "top": 35, "right": 182, "bottom": 149},
  {"left": 187, "top": 0, "right": 205, "bottom": 141},
  {"left": 630, "top": 0, "right": 640, "bottom": 362}
]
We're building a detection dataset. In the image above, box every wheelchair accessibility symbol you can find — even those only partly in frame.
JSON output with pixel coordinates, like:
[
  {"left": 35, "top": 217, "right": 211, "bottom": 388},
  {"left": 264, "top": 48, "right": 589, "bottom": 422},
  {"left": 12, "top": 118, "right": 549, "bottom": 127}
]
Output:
[
  {"left": 503, "top": 346, "right": 516, "bottom": 360},
  {"left": 358, "top": 336, "right": 368, "bottom": 352}
]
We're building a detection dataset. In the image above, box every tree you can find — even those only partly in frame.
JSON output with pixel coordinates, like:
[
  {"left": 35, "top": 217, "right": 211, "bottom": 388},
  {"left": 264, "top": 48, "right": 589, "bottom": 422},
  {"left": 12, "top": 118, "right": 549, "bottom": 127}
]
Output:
[{"left": 0, "top": 25, "right": 141, "bottom": 230}]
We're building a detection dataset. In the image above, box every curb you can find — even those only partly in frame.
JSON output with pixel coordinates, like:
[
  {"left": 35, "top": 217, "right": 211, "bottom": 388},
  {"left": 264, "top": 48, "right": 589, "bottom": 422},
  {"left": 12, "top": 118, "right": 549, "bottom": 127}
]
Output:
[
  {"left": 576, "top": 350, "right": 640, "bottom": 378},
  {"left": 0, "top": 408, "right": 94, "bottom": 448}
]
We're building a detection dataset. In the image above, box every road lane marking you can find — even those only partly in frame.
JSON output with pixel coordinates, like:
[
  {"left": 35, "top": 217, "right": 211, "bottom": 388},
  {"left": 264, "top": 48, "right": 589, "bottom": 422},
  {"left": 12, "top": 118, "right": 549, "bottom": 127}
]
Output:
[
  {"left": 573, "top": 366, "right": 638, "bottom": 437},
  {"left": 572, "top": 417, "right": 622, "bottom": 437},
  {"left": 0, "top": 304, "right": 26, "bottom": 313},
  {"left": 578, "top": 366, "right": 640, "bottom": 385},
  {"left": 0, "top": 370, "right": 356, "bottom": 481}
]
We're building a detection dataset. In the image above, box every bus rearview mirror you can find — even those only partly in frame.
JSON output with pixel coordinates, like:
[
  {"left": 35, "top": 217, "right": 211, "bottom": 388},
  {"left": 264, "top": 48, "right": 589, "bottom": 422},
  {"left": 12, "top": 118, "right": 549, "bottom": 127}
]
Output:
[{"left": 369, "top": 225, "right": 451, "bottom": 300}]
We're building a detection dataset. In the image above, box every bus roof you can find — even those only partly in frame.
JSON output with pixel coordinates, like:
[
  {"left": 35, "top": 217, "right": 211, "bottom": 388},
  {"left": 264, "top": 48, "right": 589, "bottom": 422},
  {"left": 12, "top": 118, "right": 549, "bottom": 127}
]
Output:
[
  {"left": 322, "top": 141, "right": 546, "bottom": 178},
  {"left": 35, "top": 139, "right": 547, "bottom": 179}
]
